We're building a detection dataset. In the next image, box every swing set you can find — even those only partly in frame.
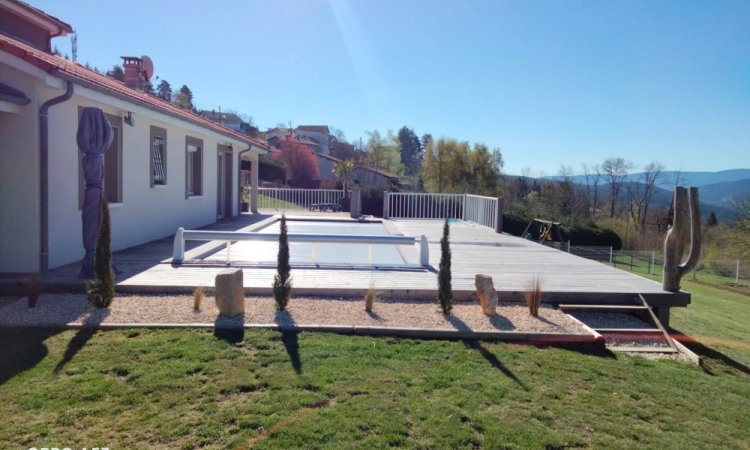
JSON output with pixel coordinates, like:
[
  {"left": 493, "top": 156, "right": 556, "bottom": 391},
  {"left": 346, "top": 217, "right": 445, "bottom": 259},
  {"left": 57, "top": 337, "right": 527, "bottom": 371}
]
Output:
[{"left": 521, "top": 219, "right": 565, "bottom": 243}]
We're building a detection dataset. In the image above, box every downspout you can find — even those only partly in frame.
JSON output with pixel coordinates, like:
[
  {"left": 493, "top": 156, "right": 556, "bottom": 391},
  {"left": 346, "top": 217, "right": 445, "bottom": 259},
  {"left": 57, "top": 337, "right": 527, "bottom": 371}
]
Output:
[{"left": 39, "top": 80, "right": 74, "bottom": 272}]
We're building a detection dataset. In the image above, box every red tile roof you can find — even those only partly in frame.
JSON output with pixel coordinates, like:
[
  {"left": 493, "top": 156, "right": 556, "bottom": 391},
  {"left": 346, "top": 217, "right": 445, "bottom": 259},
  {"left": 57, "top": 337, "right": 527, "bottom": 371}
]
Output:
[{"left": 0, "top": 32, "right": 268, "bottom": 149}]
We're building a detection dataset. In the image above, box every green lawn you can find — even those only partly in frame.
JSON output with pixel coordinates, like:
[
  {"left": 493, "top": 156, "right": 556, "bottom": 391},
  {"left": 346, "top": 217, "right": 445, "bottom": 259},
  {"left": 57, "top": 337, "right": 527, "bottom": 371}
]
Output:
[
  {"left": 257, "top": 194, "right": 305, "bottom": 210},
  {"left": 1, "top": 281, "right": 748, "bottom": 449}
]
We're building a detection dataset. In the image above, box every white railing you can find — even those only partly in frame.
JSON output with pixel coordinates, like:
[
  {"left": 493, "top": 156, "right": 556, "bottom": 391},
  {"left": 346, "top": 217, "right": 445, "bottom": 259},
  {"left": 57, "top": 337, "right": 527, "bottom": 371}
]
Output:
[
  {"left": 258, "top": 188, "right": 345, "bottom": 210},
  {"left": 464, "top": 194, "right": 499, "bottom": 229},
  {"left": 383, "top": 192, "right": 501, "bottom": 231},
  {"left": 383, "top": 193, "right": 464, "bottom": 220},
  {"left": 172, "top": 228, "right": 429, "bottom": 267}
]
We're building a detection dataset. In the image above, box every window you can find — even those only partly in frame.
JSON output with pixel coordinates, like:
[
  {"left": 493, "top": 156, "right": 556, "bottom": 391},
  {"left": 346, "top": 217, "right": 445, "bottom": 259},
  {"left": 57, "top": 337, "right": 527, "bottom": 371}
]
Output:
[
  {"left": 78, "top": 111, "right": 123, "bottom": 207},
  {"left": 150, "top": 126, "right": 167, "bottom": 186},
  {"left": 185, "top": 136, "right": 203, "bottom": 197}
]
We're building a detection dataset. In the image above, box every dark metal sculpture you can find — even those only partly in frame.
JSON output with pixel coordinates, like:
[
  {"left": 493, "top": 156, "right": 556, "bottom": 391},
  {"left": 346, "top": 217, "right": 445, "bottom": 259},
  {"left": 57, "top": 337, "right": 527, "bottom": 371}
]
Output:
[{"left": 77, "top": 108, "right": 113, "bottom": 279}]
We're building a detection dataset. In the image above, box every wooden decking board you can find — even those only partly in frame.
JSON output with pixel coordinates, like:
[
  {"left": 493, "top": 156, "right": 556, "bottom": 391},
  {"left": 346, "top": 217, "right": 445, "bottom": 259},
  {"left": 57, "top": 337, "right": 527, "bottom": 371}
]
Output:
[{"left": 20, "top": 214, "right": 688, "bottom": 307}]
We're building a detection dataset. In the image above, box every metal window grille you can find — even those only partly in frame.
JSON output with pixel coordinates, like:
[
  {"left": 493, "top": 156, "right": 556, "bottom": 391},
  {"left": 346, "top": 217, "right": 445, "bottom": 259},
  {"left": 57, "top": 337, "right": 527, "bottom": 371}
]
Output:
[{"left": 152, "top": 137, "right": 166, "bottom": 184}]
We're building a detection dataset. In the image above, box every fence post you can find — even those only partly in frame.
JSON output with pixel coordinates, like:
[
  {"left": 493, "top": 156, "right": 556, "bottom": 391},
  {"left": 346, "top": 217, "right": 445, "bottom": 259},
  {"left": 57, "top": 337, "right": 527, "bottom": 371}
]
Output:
[
  {"left": 420, "top": 235, "right": 429, "bottom": 266},
  {"left": 736, "top": 260, "right": 740, "bottom": 285},
  {"left": 383, "top": 191, "right": 389, "bottom": 218},
  {"left": 494, "top": 197, "right": 504, "bottom": 233},
  {"left": 609, "top": 246, "right": 613, "bottom": 265},
  {"left": 173, "top": 227, "right": 185, "bottom": 263},
  {"left": 350, "top": 189, "right": 362, "bottom": 219}
]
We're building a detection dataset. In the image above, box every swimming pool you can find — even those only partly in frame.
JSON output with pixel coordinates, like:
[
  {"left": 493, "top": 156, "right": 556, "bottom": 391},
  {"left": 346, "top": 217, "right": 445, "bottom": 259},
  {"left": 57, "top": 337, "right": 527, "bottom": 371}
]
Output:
[{"left": 203, "top": 219, "right": 408, "bottom": 267}]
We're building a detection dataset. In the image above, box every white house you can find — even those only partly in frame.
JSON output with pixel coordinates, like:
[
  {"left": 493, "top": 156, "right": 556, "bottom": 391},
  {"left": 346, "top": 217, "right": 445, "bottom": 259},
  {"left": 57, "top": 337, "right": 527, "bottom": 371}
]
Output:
[{"left": 0, "top": 0, "right": 268, "bottom": 274}]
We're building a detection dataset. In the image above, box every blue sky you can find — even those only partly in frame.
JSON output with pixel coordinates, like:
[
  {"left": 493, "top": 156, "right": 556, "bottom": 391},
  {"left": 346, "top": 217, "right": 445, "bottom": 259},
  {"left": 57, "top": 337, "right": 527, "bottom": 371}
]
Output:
[{"left": 37, "top": 0, "right": 750, "bottom": 175}]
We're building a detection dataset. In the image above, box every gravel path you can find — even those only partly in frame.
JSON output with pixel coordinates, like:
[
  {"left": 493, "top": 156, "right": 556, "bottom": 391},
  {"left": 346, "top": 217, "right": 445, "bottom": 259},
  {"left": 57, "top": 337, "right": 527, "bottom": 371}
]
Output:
[{"left": 0, "top": 294, "right": 589, "bottom": 334}]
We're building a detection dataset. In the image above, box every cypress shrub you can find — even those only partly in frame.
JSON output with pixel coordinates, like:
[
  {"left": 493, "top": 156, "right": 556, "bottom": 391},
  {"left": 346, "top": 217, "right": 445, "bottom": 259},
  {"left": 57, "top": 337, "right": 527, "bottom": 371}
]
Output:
[
  {"left": 86, "top": 196, "right": 115, "bottom": 308},
  {"left": 436, "top": 218, "right": 453, "bottom": 314},
  {"left": 273, "top": 214, "right": 292, "bottom": 310}
]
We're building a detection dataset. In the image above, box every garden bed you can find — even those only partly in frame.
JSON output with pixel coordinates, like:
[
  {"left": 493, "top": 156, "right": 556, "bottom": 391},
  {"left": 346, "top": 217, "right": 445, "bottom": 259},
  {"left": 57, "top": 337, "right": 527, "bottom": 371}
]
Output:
[{"left": 0, "top": 294, "right": 592, "bottom": 338}]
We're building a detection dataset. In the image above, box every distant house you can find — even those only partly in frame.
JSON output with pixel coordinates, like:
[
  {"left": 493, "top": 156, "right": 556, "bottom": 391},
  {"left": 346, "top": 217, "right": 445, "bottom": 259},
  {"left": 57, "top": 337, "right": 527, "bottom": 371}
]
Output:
[
  {"left": 294, "top": 125, "right": 331, "bottom": 155},
  {"left": 311, "top": 153, "right": 400, "bottom": 189},
  {"left": 199, "top": 110, "right": 243, "bottom": 132},
  {"left": 0, "top": 0, "right": 269, "bottom": 273}
]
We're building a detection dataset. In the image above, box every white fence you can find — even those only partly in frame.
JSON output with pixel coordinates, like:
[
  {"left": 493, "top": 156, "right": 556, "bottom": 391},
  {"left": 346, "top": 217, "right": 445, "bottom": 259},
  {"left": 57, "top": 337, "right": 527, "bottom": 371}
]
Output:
[
  {"left": 383, "top": 192, "right": 502, "bottom": 231},
  {"left": 464, "top": 194, "right": 501, "bottom": 229},
  {"left": 258, "top": 188, "right": 345, "bottom": 210}
]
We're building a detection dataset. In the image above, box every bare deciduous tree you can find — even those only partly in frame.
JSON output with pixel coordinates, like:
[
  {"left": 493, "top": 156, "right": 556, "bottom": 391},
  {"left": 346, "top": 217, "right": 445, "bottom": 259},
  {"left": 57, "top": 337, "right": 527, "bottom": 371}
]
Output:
[
  {"left": 602, "top": 157, "right": 634, "bottom": 218},
  {"left": 628, "top": 161, "right": 664, "bottom": 233},
  {"left": 581, "top": 163, "right": 602, "bottom": 219}
]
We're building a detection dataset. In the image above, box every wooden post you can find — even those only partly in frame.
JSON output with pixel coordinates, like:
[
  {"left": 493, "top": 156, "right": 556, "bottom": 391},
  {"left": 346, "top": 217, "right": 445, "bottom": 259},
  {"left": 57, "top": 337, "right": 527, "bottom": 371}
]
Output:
[
  {"left": 494, "top": 197, "right": 504, "bottom": 234},
  {"left": 736, "top": 260, "right": 740, "bottom": 285}
]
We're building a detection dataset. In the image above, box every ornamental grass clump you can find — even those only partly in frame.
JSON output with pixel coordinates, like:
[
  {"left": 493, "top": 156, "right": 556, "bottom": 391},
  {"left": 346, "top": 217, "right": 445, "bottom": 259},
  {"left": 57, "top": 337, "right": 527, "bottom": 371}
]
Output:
[
  {"left": 364, "top": 286, "right": 379, "bottom": 313},
  {"left": 437, "top": 218, "right": 453, "bottom": 314},
  {"left": 273, "top": 214, "right": 292, "bottom": 310},
  {"left": 193, "top": 286, "right": 205, "bottom": 311},
  {"left": 524, "top": 276, "right": 543, "bottom": 317},
  {"left": 86, "top": 197, "right": 115, "bottom": 308}
]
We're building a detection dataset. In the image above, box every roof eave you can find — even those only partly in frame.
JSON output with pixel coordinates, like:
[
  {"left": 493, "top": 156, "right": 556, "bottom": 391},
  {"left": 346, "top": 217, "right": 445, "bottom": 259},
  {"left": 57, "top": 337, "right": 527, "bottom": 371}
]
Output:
[{"left": 53, "top": 70, "right": 268, "bottom": 148}]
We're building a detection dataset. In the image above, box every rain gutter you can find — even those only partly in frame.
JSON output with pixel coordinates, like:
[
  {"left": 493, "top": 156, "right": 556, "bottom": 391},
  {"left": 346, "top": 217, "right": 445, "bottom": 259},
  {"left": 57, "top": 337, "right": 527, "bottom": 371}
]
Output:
[{"left": 39, "top": 79, "right": 74, "bottom": 272}]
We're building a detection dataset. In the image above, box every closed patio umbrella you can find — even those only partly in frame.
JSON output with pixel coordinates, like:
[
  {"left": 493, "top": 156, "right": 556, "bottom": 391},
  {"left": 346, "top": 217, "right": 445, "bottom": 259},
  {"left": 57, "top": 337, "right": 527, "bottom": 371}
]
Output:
[{"left": 77, "top": 107, "right": 113, "bottom": 279}]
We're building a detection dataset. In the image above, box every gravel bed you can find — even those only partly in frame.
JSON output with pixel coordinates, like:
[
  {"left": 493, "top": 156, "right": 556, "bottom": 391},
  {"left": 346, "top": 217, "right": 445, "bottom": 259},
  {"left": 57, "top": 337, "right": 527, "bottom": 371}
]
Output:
[
  {"left": 603, "top": 333, "right": 671, "bottom": 349},
  {"left": 569, "top": 312, "right": 653, "bottom": 329},
  {"left": 0, "top": 294, "right": 589, "bottom": 334}
]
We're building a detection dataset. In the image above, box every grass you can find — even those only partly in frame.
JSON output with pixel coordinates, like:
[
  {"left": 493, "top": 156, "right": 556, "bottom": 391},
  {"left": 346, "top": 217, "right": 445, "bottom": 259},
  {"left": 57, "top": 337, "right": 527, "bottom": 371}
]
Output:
[
  {"left": 0, "top": 283, "right": 747, "bottom": 449},
  {"left": 257, "top": 194, "right": 304, "bottom": 210}
]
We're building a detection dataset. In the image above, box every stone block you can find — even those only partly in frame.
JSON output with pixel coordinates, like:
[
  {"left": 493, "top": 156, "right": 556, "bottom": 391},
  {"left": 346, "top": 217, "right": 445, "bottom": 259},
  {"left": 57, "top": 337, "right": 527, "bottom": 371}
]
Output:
[
  {"left": 215, "top": 269, "right": 245, "bottom": 317},
  {"left": 475, "top": 274, "right": 498, "bottom": 315}
]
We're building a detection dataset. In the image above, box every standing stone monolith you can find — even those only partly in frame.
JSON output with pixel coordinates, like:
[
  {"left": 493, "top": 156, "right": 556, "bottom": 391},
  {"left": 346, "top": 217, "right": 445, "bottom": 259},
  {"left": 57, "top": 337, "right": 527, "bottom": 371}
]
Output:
[
  {"left": 475, "top": 274, "right": 498, "bottom": 315},
  {"left": 215, "top": 268, "right": 245, "bottom": 317}
]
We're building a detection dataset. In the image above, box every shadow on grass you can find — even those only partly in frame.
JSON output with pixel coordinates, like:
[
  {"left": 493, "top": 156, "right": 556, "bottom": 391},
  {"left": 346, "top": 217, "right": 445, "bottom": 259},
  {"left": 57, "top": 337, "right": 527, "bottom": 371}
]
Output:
[
  {"left": 275, "top": 310, "right": 302, "bottom": 374},
  {"left": 671, "top": 328, "right": 750, "bottom": 376},
  {"left": 461, "top": 339, "right": 529, "bottom": 391},
  {"left": 214, "top": 314, "right": 245, "bottom": 343},
  {"left": 0, "top": 294, "right": 93, "bottom": 384},
  {"left": 53, "top": 308, "right": 109, "bottom": 374},
  {"left": 0, "top": 327, "right": 62, "bottom": 385},
  {"left": 444, "top": 314, "right": 528, "bottom": 390}
]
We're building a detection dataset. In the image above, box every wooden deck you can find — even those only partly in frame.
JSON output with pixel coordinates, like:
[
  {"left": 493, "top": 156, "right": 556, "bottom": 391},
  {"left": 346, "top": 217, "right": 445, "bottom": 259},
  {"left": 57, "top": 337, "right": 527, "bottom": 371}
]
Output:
[{"left": 8, "top": 213, "right": 688, "bottom": 308}]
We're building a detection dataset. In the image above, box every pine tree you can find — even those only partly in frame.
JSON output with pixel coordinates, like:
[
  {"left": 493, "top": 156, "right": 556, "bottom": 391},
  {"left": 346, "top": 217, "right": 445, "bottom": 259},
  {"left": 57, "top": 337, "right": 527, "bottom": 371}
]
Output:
[
  {"left": 437, "top": 218, "right": 453, "bottom": 314},
  {"left": 86, "top": 196, "right": 115, "bottom": 308},
  {"left": 156, "top": 80, "right": 173, "bottom": 101},
  {"left": 273, "top": 215, "right": 292, "bottom": 310}
]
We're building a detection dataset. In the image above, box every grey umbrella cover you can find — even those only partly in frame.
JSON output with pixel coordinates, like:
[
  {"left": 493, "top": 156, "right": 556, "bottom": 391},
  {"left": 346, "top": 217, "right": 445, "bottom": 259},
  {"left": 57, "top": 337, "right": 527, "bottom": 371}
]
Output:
[{"left": 77, "top": 107, "right": 113, "bottom": 279}]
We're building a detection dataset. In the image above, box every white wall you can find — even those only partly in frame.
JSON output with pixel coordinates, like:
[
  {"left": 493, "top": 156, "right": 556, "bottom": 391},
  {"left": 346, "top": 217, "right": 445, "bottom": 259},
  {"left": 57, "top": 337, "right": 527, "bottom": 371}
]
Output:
[
  {"left": 0, "top": 64, "right": 40, "bottom": 272},
  {"left": 44, "top": 84, "right": 252, "bottom": 269}
]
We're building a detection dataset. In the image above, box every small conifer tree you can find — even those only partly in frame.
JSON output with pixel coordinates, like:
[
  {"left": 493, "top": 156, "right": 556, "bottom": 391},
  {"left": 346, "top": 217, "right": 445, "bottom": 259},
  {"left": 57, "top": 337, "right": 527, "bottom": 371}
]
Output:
[
  {"left": 87, "top": 196, "right": 115, "bottom": 307},
  {"left": 437, "top": 218, "right": 453, "bottom": 314},
  {"left": 273, "top": 215, "right": 292, "bottom": 310}
]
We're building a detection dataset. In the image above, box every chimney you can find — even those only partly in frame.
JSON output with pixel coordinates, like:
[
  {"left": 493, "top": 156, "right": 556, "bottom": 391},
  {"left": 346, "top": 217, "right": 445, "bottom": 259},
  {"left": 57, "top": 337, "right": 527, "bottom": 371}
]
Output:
[{"left": 121, "top": 56, "right": 144, "bottom": 90}]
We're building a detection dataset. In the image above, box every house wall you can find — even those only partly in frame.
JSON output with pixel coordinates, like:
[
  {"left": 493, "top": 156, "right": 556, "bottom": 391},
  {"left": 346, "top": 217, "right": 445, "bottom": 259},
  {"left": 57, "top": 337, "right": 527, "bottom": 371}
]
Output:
[
  {"left": 352, "top": 167, "right": 393, "bottom": 189},
  {"left": 295, "top": 129, "right": 330, "bottom": 155},
  {"left": 1, "top": 55, "right": 260, "bottom": 272},
  {"left": 315, "top": 154, "right": 336, "bottom": 183},
  {"left": 0, "top": 64, "right": 41, "bottom": 272},
  {"left": 42, "top": 83, "right": 250, "bottom": 269}
]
